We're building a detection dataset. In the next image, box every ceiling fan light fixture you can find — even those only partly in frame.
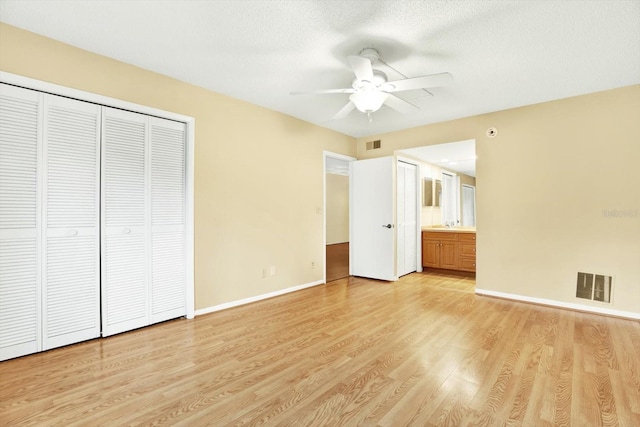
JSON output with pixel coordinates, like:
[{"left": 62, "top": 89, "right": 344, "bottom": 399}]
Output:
[{"left": 349, "top": 90, "right": 388, "bottom": 113}]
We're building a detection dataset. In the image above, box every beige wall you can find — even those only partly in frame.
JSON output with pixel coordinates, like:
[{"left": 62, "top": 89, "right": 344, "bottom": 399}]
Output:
[
  {"left": 2, "top": 23, "right": 638, "bottom": 316},
  {"left": 325, "top": 173, "right": 349, "bottom": 245},
  {"left": 0, "top": 23, "right": 356, "bottom": 310},
  {"left": 358, "top": 85, "right": 640, "bottom": 315}
]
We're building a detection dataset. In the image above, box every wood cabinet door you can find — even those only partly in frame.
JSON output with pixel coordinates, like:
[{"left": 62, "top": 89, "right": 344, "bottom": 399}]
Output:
[
  {"left": 440, "top": 241, "right": 458, "bottom": 269},
  {"left": 458, "top": 258, "right": 477, "bottom": 272},
  {"left": 422, "top": 239, "right": 440, "bottom": 268},
  {"left": 459, "top": 244, "right": 476, "bottom": 257}
]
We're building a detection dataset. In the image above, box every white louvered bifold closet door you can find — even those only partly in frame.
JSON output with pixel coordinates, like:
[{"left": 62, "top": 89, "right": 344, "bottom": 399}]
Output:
[
  {"left": 1, "top": 81, "right": 188, "bottom": 358},
  {"left": 101, "top": 108, "right": 149, "bottom": 336},
  {"left": 0, "top": 84, "right": 43, "bottom": 361},
  {"left": 42, "top": 95, "right": 101, "bottom": 350},
  {"left": 150, "top": 118, "right": 186, "bottom": 323},
  {"left": 396, "top": 161, "right": 417, "bottom": 277}
]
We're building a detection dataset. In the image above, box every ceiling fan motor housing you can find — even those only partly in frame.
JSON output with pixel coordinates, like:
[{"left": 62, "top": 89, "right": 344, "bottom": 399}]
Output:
[
  {"left": 352, "top": 70, "right": 388, "bottom": 89},
  {"left": 359, "top": 48, "right": 381, "bottom": 64}
]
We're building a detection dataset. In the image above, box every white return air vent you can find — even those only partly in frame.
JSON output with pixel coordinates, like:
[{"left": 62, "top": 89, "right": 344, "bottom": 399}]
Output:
[
  {"left": 365, "top": 139, "right": 381, "bottom": 150},
  {"left": 576, "top": 272, "right": 613, "bottom": 303}
]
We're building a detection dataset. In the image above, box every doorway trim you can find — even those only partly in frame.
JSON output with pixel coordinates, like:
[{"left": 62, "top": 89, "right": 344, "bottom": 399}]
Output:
[{"left": 323, "top": 151, "right": 356, "bottom": 284}]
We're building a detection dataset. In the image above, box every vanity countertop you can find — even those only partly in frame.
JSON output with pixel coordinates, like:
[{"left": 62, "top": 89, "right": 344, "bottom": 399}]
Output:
[{"left": 421, "top": 226, "right": 476, "bottom": 234}]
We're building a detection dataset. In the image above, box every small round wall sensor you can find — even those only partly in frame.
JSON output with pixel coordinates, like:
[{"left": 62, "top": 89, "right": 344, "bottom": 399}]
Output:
[{"left": 486, "top": 127, "right": 498, "bottom": 138}]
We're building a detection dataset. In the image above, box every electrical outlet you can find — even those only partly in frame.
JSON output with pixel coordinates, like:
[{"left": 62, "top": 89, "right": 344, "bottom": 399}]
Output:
[
  {"left": 311, "top": 261, "right": 315, "bottom": 269},
  {"left": 269, "top": 266, "right": 276, "bottom": 276},
  {"left": 262, "top": 268, "right": 267, "bottom": 278}
]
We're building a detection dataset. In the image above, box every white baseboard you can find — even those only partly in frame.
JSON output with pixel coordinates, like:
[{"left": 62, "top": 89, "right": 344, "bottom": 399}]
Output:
[
  {"left": 195, "top": 280, "right": 324, "bottom": 316},
  {"left": 475, "top": 288, "right": 640, "bottom": 320}
]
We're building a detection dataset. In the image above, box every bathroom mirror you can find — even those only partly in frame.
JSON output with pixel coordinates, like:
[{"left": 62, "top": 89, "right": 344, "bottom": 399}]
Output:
[{"left": 423, "top": 178, "right": 441, "bottom": 207}]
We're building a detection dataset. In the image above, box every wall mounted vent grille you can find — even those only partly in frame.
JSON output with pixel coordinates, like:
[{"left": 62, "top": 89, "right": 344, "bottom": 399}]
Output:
[
  {"left": 365, "top": 140, "right": 381, "bottom": 150},
  {"left": 576, "top": 272, "right": 612, "bottom": 303}
]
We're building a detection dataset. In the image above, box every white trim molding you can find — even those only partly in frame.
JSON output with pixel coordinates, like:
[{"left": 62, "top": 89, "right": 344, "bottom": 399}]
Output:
[
  {"left": 475, "top": 288, "right": 640, "bottom": 320},
  {"left": 195, "top": 280, "right": 325, "bottom": 317}
]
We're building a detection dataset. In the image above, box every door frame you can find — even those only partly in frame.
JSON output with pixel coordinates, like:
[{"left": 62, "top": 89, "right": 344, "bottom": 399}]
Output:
[
  {"left": 323, "top": 151, "right": 356, "bottom": 284},
  {"left": 0, "top": 71, "right": 196, "bottom": 320}
]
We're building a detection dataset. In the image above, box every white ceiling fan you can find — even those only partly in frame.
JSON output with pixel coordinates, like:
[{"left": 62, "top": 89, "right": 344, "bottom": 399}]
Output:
[{"left": 292, "top": 48, "right": 453, "bottom": 121}]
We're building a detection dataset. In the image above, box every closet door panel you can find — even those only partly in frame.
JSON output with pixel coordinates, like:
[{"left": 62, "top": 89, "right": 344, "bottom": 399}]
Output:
[
  {"left": 151, "top": 229, "right": 185, "bottom": 321},
  {"left": 0, "top": 84, "right": 42, "bottom": 361},
  {"left": 397, "top": 162, "right": 418, "bottom": 277},
  {"left": 403, "top": 163, "right": 417, "bottom": 273},
  {"left": 42, "top": 95, "right": 101, "bottom": 350},
  {"left": 150, "top": 118, "right": 186, "bottom": 323},
  {"left": 101, "top": 108, "right": 149, "bottom": 336},
  {"left": 397, "top": 163, "right": 406, "bottom": 276},
  {"left": 0, "top": 234, "right": 39, "bottom": 360},
  {"left": 103, "top": 231, "right": 147, "bottom": 331}
]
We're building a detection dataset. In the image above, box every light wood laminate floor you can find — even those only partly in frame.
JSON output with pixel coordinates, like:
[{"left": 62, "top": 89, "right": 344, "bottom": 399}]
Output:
[{"left": 1, "top": 273, "right": 639, "bottom": 426}]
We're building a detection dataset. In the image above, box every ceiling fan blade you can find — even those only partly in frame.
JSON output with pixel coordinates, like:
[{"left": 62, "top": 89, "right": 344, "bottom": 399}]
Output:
[
  {"left": 290, "top": 88, "right": 355, "bottom": 95},
  {"left": 384, "top": 94, "right": 419, "bottom": 114},
  {"left": 331, "top": 101, "right": 356, "bottom": 120},
  {"left": 382, "top": 72, "right": 453, "bottom": 93},
  {"left": 348, "top": 55, "right": 374, "bottom": 82}
]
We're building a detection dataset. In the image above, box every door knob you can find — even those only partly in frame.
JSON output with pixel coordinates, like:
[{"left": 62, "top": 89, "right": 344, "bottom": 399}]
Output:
[{"left": 382, "top": 224, "right": 394, "bottom": 229}]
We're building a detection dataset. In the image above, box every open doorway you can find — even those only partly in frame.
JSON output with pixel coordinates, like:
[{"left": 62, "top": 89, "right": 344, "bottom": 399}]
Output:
[
  {"left": 397, "top": 139, "right": 476, "bottom": 229},
  {"left": 396, "top": 140, "right": 477, "bottom": 290},
  {"left": 323, "top": 152, "right": 355, "bottom": 283}
]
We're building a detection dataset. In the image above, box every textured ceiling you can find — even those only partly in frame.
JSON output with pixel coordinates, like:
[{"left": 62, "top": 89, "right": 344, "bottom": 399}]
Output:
[{"left": 1, "top": 0, "right": 639, "bottom": 138}]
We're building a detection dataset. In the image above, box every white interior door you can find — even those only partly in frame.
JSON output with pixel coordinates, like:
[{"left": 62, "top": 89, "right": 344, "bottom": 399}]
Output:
[
  {"left": 462, "top": 184, "right": 476, "bottom": 227},
  {"left": 350, "top": 157, "right": 395, "bottom": 281},
  {"left": 102, "top": 110, "right": 187, "bottom": 335},
  {"left": 42, "top": 94, "right": 101, "bottom": 350},
  {"left": 149, "top": 117, "right": 186, "bottom": 323},
  {"left": 441, "top": 171, "right": 458, "bottom": 226},
  {"left": 397, "top": 161, "right": 418, "bottom": 277},
  {"left": 101, "top": 107, "right": 149, "bottom": 336},
  {"left": 0, "top": 84, "right": 42, "bottom": 361}
]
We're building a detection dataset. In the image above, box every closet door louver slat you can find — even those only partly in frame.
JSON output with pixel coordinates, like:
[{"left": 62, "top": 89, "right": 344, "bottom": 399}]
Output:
[
  {"left": 42, "top": 95, "right": 101, "bottom": 350},
  {"left": 101, "top": 108, "right": 149, "bottom": 336},
  {"left": 0, "top": 84, "right": 42, "bottom": 361},
  {"left": 150, "top": 118, "right": 186, "bottom": 322}
]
